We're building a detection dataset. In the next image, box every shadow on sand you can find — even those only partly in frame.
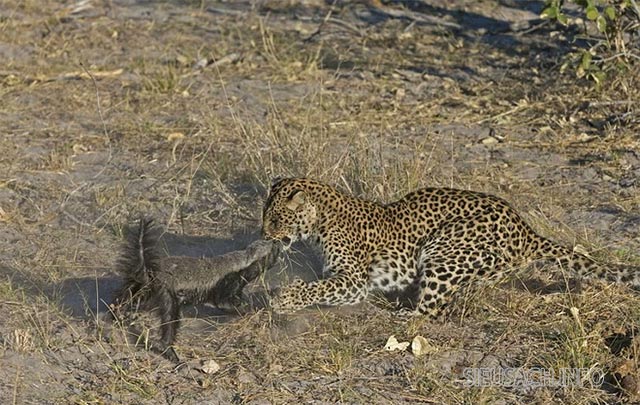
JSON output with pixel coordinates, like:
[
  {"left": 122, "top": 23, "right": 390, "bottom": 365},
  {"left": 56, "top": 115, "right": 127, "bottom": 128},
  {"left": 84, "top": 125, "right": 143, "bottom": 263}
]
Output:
[{"left": 0, "top": 229, "right": 323, "bottom": 328}]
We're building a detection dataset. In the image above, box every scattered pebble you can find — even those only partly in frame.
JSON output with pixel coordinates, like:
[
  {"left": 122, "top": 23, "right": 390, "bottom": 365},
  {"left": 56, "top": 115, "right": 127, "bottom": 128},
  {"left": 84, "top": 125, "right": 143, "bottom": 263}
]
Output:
[
  {"left": 270, "top": 363, "right": 284, "bottom": 374},
  {"left": 621, "top": 374, "right": 638, "bottom": 394},
  {"left": 576, "top": 132, "right": 596, "bottom": 143},
  {"left": 237, "top": 369, "right": 258, "bottom": 384},
  {"left": 481, "top": 136, "right": 499, "bottom": 145},
  {"left": 200, "top": 359, "right": 221, "bottom": 374},
  {"left": 167, "top": 132, "right": 185, "bottom": 142},
  {"left": 194, "top": 58, "right": 209, "bottom": 69},
  {"left": 620, "top": 177, "right": 635, "bottom": 188}
]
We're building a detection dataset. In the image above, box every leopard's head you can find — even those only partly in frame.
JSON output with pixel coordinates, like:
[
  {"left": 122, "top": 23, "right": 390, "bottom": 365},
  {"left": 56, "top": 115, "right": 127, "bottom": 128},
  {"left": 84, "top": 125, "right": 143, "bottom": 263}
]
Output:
[{"left": 262, "top": 178, "right": 318, "bottom": 249}]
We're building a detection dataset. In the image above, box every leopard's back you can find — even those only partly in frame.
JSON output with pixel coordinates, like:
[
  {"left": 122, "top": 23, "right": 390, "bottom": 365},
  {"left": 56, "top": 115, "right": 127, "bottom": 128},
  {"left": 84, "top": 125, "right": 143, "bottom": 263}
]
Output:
[{"left": 262, "top": 178, "right": 640, "bottom": 315}]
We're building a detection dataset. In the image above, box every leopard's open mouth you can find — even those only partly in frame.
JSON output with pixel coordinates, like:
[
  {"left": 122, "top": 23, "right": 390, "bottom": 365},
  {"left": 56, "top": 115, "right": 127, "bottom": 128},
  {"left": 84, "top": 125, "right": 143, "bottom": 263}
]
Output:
[
  {"left": 263, "top": 234, "right": 293, "bottom": 251},
  {"left": 280, "top": 236, "right": 292, "bottom": 251}
]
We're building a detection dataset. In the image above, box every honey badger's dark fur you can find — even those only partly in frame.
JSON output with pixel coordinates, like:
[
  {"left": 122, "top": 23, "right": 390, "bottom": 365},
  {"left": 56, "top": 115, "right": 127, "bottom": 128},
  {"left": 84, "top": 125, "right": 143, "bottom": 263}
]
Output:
[{"left": 109, "top": 218, "right": 278, "bottom": 363}]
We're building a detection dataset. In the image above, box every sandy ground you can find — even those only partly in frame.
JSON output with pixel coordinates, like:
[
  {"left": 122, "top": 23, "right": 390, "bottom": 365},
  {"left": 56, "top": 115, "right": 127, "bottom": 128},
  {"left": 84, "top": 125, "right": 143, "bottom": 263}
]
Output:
[{"left": 0, "top": 0, "right": 639, "bottom": 403}]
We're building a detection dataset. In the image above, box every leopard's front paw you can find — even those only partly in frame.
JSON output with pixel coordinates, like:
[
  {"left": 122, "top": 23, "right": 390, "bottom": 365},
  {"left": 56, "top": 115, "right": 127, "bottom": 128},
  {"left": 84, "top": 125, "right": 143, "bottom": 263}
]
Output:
[
  {"left": 270, "top": 279, "right": 310, "bottom": 314},
  {"left": 394, "top": 307, "right": 418, "bottom": 319}
]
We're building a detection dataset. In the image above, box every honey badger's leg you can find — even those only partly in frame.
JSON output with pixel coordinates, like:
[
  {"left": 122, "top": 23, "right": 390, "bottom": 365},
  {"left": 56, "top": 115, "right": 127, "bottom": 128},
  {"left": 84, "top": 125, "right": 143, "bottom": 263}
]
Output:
[
  {"left": 208, "top": 260, "right": 264, "bottom": 307},
  {"left": 205, "top": 242, "right": 280, "bottom": 308},
  {"left": 111, "top": 218, "right": 184, "bottom": 362},
  {"left": 152, "top": 288, "right": 181, "bottom": 363}
]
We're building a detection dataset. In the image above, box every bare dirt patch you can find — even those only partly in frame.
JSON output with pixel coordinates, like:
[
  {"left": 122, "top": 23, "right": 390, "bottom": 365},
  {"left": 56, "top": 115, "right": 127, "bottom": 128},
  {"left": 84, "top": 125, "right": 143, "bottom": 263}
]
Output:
[{"left": 0, "top": 0, "right": 639, "bottom": 403}]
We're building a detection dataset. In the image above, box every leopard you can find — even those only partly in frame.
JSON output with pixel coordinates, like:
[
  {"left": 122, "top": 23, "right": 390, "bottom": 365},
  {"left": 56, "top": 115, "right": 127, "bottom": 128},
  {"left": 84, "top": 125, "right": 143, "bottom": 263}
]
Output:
[{"left": 262, "top": 177, "right": 640, "bottom": 316}]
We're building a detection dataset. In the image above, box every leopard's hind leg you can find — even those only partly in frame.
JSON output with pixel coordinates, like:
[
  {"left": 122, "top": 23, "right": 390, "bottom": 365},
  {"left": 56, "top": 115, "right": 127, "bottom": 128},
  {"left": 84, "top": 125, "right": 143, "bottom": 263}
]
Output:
[{"left": 413, "top": 221, "right": 511, "bottom": 317}]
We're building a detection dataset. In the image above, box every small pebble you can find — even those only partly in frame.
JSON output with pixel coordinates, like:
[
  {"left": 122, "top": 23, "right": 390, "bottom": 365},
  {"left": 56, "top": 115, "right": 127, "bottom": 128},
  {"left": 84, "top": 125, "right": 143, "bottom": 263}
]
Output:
[
  {"left": 621, "top": 374, "right": 638, "bottom": 394},
  {"left": 481, "top": 136, "right": 499, "bottom": 145},
  {"left": 200, "top": 359, "right": 221, "bottom": 374}
]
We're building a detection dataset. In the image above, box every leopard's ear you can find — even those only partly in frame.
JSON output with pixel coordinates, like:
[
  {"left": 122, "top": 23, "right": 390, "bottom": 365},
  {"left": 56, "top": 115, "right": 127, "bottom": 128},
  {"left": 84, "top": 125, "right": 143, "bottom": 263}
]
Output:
[
  {"left": 285, "top": 190, "right": 307, "bottom": 211},
  {"left": 271, "top": 176, "right": 285, "bottom": 188}
]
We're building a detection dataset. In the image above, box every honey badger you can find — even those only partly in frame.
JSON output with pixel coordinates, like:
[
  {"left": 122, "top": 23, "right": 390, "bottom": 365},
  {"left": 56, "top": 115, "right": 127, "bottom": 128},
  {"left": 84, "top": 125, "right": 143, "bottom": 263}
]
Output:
[{"left": 108, "top": 218, "right": 279, "bottom": 363}]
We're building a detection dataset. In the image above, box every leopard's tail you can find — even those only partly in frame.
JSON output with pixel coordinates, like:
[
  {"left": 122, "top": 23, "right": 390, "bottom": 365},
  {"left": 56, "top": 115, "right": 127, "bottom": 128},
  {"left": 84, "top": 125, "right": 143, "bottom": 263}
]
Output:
[
  {"left": 116, "top": 217, "right": 162, "bottom": 286},
  {"left": 528, "top": 236, "right": 640, "bottom": 287}
]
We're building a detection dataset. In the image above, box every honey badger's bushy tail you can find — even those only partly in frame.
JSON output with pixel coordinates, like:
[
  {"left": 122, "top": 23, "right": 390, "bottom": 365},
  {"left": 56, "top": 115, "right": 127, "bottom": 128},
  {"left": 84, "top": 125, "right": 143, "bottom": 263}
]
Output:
[
  {"left": 531, "top": 236, "right": 640, "bottom": 287},
  {"left": 110, "top": 218, "right": 181, "bottom": 363},
  {"left": 116, "top": 217, "right": 162, "bottom": 287}
]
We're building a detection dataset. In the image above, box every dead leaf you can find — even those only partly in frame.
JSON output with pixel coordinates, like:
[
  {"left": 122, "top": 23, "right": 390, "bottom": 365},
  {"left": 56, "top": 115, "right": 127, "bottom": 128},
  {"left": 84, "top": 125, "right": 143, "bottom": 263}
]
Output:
[
  {"left": 411, "top": 335, "right": 437, "bottom": 357},
  {"left": 384, "top": 335, "right": 410, "bottom": 352}
]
